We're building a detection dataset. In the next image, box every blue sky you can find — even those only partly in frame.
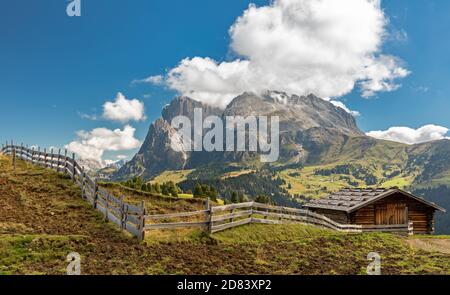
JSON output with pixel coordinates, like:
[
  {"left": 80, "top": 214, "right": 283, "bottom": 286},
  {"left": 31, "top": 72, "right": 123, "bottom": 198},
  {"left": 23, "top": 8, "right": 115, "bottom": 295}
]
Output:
[{"left": 1, "top": 0, "right": 449, "bottom": 163}]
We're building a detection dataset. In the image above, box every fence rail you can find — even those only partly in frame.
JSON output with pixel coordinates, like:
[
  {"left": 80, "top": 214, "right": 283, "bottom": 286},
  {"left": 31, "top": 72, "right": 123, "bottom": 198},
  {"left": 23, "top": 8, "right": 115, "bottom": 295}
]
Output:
[{"left": 1, "top": 143, "right": 146, "bottom": 241}]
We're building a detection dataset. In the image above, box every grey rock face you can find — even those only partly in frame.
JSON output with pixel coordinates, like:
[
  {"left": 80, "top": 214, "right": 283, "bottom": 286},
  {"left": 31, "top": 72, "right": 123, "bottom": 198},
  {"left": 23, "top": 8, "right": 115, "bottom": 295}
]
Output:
[{"left": 113, "top": 91, "right": 364, "bottom": 180}]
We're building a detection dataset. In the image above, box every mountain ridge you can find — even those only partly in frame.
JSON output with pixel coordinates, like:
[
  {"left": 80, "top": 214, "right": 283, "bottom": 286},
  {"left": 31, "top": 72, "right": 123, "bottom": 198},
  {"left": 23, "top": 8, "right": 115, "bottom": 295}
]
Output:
[{"left": 114, "top": 91, "right": 366, "bottom": 180}]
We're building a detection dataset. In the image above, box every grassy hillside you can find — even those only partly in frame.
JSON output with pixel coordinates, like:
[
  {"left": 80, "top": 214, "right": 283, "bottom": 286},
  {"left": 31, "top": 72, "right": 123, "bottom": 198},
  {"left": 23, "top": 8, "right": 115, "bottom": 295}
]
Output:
[
  {"left": 149, "top": 169, "right": 194, "bottom": 185},
  {"left": 2, "top": 155, "right": 450, "bottom": 275}
]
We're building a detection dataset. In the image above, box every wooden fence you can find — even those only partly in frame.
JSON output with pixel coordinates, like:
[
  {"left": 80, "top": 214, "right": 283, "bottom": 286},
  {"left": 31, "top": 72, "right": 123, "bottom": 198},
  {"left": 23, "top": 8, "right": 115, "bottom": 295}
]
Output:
[
  {"left": 210, "top": 202, "right": 413, "bottom": 234},
  {"left": 1, "top": 142, "right": 414, "bottom": 238},
  {"left": 144, "top": 200, "right": 414, "bottom": 235},
  {"left": 1, "top": 143, "right": 146, "bottom": 241}
]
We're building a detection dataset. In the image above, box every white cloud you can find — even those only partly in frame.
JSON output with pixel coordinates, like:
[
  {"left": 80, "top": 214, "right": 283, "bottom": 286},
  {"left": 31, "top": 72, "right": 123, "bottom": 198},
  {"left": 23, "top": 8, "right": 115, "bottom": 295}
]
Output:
[
  {"left": 103, "top": 92, "right": 146, "bottom": 122},
  {"left": 133, "top": 75, "right": 164, "bottom": 85},
  {"left": 65, "top": 125, "right": 141, "bottom": 167},
  {"left": 366, "top": 125, "right": 450, "bottom": 145},
  {"left": 145, "top": 0, "right": 409, "bottom": 108},
  {"left": 414, "top": 86, "right": 429, "bottom": 93},
  {"left": 78, "top": 112, "right": 98, "bottom": 121}
]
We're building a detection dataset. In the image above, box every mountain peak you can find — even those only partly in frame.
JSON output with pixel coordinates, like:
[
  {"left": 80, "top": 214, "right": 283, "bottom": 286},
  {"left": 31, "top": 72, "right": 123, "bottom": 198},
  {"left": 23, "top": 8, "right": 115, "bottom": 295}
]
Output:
[
  {"left": 113, "top": 91, "right": 364, "bottom": 180},
  {"left": 224, "top": 91, "right": 363, "bottom": 137}
]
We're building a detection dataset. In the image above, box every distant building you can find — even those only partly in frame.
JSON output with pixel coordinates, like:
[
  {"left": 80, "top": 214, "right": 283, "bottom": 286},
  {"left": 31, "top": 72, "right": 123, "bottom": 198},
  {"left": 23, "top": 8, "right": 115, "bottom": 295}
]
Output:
[{"left": 304, "top": 188, "right": 445, "bottom": 235}]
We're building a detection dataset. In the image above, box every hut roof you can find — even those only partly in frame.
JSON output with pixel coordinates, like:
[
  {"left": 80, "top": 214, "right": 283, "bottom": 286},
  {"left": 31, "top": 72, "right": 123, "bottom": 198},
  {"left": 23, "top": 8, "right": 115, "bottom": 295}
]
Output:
[{"left": 303, "top": 188, "right": 446, "bottom": 213}]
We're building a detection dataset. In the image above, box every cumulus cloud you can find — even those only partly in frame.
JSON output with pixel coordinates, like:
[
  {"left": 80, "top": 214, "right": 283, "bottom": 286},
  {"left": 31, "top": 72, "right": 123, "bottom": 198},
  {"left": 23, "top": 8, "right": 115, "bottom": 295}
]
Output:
[
  {"left": 103, "top": 92, "right": 146, "bottom": 122},
  {"left": 65, "top": 125, "right": 141, "bottom": 167},
  {"left": 366, "top": 125, "right": 450, "bottom": 145},
  {"left": 142, "top": 0, "right": 409, "bottom": 108}
]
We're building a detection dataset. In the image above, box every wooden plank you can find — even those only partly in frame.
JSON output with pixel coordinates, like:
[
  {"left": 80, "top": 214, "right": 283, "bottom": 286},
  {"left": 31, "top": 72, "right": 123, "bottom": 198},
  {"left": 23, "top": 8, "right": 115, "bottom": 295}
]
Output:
[
  {"left": 84, "top": 182, "right": 95, "bottom": 195},
  {"left": 282, "top": 206, "right": 310, "bottom": 215},
  {"left": 84, "top": 190, "right": 94, "bottom": 203},
  {"left": 251, "top": 217, "right": 282, "bottom": 225},
  {"left": 108, "top": 212, "right": 122, "bottom": 227},
  {"left": 211, "top": 202, "right": 254, "bottom": 213},
  {"left": 108, "top": 194, "right": 123, "bottom": 207},
  {"left": 252, "top": 202, "right": 283, "bottom": 211},
  {"left": 108, "top": 205, "right": 122, "bottom": 218},
  {"left": 74, "top": 161, "right": 83, "bottom": 171},
  {"left": 211, "top": 218, "right": 252, "bottom": 233},
  {"left": 97, "top": 188, "right": 109, "bottom": 200},
  {"left": 145, "top": 221, "right": 208, "bottom": 230},
  {"left": 97, "top": 203, "right": 107, "bottom": 215},
  {"left": 361, "top": 228, "right": 408, "bottom": 233},
  {"left": 252, "top": 210, "right": 283, "bottom": 219},
  {"left": 145, "top": 210, "right": 209, "bottom": 220},
  {"left": 361, "top": 224, "right": 408, "bottom": 229},
  {"left": 127, "top": 203, "right": 144, "bottom": 214},
  {"left": 212, "top": 210, "right": 252, "bottom": 222},
  {"left": 65, "top": 166, "right": 73, "bottom": 177},
  {"left": 74, "top": 166, "right": 82, "bottom": 177},
  {"left": 126, "top": 214, "right": 140, "bottom": 225},
  {"left": 125, "top": 222, "right": 140, "bottom": 237},
  {"left": 66, "top": 160, "right": 74, "bottom": 169},
  {"left": 96, "top": 197, "right": 107, "bottom": 208},
  {"left": 84, "top": 175, "right": 96, "bottom": 189}
]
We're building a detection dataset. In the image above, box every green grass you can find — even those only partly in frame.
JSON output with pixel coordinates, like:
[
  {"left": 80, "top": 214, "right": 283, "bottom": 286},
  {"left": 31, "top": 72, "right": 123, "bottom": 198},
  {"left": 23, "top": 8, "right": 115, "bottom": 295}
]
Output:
[
  {"left": 0, "top": 234, "right": 86, "bottom": 275},
  {"left": 150, "top": 169, "right": 195, "bottom": 184},
  {"left": 212, "top": 224, "right": 450, "bottom": 275},
  {"left": 278, "top": 159, "right": 417, "bottom": 199}
]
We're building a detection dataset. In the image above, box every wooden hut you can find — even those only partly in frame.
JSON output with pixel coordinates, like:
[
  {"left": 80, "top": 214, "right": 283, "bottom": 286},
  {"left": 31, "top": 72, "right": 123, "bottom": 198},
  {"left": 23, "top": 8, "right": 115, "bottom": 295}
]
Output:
[{"left": 304, "top": 188, "right": 445, "bottom": 234}]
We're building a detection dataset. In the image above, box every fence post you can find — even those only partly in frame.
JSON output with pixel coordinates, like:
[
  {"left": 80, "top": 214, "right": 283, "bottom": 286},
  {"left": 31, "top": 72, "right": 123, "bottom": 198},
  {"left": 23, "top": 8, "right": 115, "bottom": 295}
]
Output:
[
  {"left": 138, "top": 200, "right": 146, "bottom": 241},
  {"left": 64, "top": 149, "right": 67, "bottom": 174},
  {"left": 12, "top": 147, "right": 16, "bottom": 174},
  {"left": 25, "top": 144, "right": 28, "bottom": 163},
  {"left": 93, "top": 178, "right": 99, "bottom": 209},
  {"left": 57, "top": 149, "right": 61, "bottom": 172},
  {"left": 408, "top": 221, "right": 414, "bottom": 236},
  {"left": 81, "top": 167, "right": 85, "bottom": 199},
  {"left": 11, "top": 140, "right": 13, "bottom": 163},
  {"left": 43, "top": 148, "right": 47, "bottom": 167},
  {"left": 37, "top": 147, "right": 41, "bottom": 166},
  {"left": 31, "top": 146, "right": 35, "bottom": 165},
  {"left": 50, "top": 148, "right": 54, "bottom": 170},
  {"left": 120, "top": 196, "right": 126, "bottom": 231},
  {"left": 205, "top": 198, "right": 212, "bottom": 234},
  {"left": 105, "top": 193, "right": 110, "bottom": 222},
  {"left": 71, "top": 153, "right": 76, "bottom": 182}
]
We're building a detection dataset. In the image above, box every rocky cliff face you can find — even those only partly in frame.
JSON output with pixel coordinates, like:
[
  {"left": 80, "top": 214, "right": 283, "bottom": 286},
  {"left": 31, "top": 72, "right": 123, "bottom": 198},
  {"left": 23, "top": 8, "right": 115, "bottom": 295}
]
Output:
[{"left": 113, "top": 91, "right": 365, "bottom": 180}]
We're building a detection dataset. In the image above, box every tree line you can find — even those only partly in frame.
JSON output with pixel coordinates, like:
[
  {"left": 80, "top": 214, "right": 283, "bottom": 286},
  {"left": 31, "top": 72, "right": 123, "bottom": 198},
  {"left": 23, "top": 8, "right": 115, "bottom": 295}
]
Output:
[{"left": 121, "top": 176, "right": 273, "bottom": 204}]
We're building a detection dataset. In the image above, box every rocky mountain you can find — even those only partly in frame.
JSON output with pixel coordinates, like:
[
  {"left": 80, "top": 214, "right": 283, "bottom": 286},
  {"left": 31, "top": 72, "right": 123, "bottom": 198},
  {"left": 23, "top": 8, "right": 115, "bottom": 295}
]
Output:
[{"left": 113, "top": 91, "right": 364, "bottom": 180}]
